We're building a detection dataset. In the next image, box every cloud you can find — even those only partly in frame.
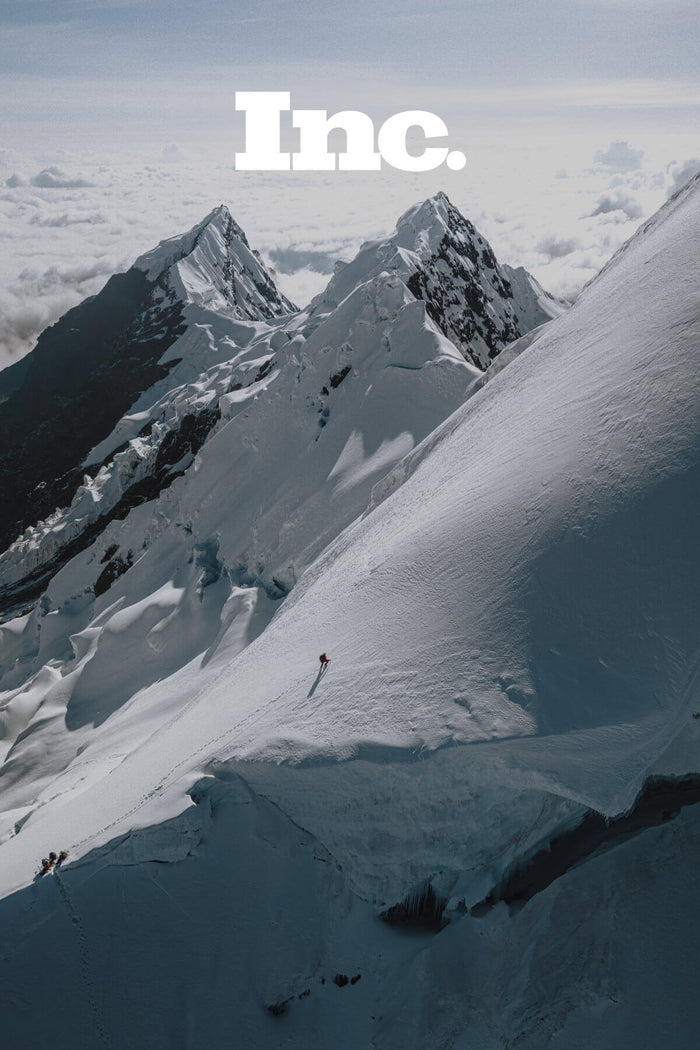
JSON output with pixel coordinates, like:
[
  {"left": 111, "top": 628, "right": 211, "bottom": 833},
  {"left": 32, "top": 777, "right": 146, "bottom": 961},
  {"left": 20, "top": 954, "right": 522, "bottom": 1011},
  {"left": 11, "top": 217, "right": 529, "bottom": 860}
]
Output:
[
  {"left": 5, "top": 173, "right": 26, "bottom": 187},
  {"left": 160, "top": 143, "right": 186, "bottom": 164},
  {"left": 29, "top": 166, "right": 95, "bottom": 189},
  {"left": 594, "top": 141, "right": 644, "bottom": 173},
  {"left": 589, "top": 191, "right": 643, "bottom": 220},
  {"left": 536, "top": 235, "right": 580, "bottom": 260},
  {"left": 273, "top": 267, "right": 329, "bottom": 309},
  {"left": 267, "top": 247, "right": 339, "bottom": 275},
  {"left": 666, "top": 157, "right": 700, "bottom": 197},
  {"left": 0, "top": 135, "right": 673, "bottom": 370},
  {"left": 0, "top": 256, "right": 119, "bottom": 365},
  {"left": 29, "top": 210, "right": 109, "bottom": 228}
]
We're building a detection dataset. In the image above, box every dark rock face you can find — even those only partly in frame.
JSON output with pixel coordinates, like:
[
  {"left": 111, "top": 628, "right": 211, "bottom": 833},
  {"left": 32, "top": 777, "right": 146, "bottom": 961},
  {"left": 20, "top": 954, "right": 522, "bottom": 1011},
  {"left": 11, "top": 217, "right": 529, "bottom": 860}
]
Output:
[
  {"left": 405, "top": 199, "right": 520, "bottom": 369},
  {"left": 0, "top": 267, "right": 186, "bottom": 552},
  {"left": 0, "top": 406, "right": 221, "bottom": 616}
]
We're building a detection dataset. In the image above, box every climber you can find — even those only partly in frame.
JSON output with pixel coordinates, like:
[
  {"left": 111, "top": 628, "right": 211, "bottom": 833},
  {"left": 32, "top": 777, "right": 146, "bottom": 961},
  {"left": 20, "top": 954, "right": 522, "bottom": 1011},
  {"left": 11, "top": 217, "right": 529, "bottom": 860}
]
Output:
[{"left": 319, "top": 653, "right": 330, "bottom": 668}]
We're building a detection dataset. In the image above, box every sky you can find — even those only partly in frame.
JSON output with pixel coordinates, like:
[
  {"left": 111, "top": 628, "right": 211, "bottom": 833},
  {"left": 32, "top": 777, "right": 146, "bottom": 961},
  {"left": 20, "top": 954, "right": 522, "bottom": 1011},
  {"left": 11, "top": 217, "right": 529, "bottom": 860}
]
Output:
[{"left": 1, "top": 0, "right": 699, "bottom": 366}]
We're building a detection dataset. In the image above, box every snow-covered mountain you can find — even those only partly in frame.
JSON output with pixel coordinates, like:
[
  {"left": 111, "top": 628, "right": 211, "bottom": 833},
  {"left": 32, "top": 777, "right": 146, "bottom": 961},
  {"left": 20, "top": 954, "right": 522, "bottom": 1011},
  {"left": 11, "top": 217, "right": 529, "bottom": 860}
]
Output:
[
  {"left": 309, "top": 191, "right": 567, "bottom": 368},
  {"left": 0, "top": 205, "right": 295, "bottom": 560},
  {"left": 0, "top": 193, "right": 553, "bottom": 623},
  {"left": 1, "top": 180, "right": 699, "bottom": 1049}
]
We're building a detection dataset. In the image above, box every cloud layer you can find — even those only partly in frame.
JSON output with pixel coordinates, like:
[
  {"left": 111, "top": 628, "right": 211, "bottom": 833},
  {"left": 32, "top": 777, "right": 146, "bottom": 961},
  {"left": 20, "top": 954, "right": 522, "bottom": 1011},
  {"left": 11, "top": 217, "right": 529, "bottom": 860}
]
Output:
[{"left": 0, "top": 137, "right": 698, "bottom": 369}]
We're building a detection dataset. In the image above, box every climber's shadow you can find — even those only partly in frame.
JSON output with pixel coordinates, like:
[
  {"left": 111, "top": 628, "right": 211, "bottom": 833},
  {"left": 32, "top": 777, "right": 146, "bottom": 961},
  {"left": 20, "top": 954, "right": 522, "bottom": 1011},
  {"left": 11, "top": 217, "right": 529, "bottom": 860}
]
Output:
[{"left": 307, "top": 663, "right": 329, "bottom": 698}]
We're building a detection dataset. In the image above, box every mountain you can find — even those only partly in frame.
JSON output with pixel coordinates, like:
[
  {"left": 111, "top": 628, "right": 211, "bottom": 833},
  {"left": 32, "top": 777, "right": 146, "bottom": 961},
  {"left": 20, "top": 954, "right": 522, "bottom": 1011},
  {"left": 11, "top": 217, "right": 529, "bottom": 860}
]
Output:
[
  {"left": 0, "top": 194, "right": 553, "bottom": 622},
  {"left": 2, "top": 180, "right": 699, "bottom": 1048},
  {"left": 0, "top": 206, "right": 295, "bottom": 559},
  {"left": 309, "top": 191, "right": 567, "bottom": 369}
]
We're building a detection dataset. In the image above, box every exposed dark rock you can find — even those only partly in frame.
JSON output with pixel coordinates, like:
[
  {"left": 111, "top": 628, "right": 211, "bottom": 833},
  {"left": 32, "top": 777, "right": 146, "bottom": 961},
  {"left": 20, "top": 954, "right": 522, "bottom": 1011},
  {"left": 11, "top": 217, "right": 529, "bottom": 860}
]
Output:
[
  {"left": 100, "top": 544, "right": 119, "bottom": 564},
  {"left": 0, "top": 406, "right": 221, "bottom": 616},
  {"left": 253, "top": 358, "right": 273, "bottom": 383},
  {"left": 0, "top": 267, "right": 187, "bottom": 554},
  {"left": 404, "top": 197, "right": 520, "bottom": 370},
  {"left": 94, "top": 551, "right": 133, "bottom": 597},
  {"left": 329, "top": 365, "right": 351, "bottom": 389}
]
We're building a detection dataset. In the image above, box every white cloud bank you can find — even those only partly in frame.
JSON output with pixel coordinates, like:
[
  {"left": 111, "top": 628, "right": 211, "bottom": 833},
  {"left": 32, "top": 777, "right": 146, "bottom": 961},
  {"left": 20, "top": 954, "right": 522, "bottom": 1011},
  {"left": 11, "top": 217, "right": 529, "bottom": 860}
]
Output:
[{"left": 0, "top": 133, "right": 699, "bottom": 368}]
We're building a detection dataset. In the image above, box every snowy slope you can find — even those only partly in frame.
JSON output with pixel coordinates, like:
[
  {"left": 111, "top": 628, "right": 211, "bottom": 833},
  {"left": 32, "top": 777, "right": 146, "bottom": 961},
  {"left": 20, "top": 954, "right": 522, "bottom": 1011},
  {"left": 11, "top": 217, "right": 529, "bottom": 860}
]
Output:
[
  {"left": 0, "top": 204, "right": 483, "bottom": 798},
  {"left": 1, "top": 180, "right": 699, "bottom": 1049}
]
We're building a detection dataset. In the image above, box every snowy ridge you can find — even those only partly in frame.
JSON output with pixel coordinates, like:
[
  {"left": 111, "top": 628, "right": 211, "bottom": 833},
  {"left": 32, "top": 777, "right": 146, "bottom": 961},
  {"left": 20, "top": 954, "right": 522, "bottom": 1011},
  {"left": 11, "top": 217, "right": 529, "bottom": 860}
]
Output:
[{"left": 502, "top": 263, "right": 569, "bottom": 330}]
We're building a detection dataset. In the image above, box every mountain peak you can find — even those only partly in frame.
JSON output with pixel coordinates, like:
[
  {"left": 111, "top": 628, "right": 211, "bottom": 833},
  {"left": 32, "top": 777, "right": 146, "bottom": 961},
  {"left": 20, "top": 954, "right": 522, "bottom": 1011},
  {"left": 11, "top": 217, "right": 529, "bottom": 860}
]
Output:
[
  {"left": 134, "top": 205, "right": 294, "bottom": 319},
  {"left": 311, "top": 192, "right": 564, "bottom": 369},
  {"left": 133, "top": 204, "right": 245, "bottom": 282},
  {"left": 394, "top": 191, "right": 469, "bottom": 253}
]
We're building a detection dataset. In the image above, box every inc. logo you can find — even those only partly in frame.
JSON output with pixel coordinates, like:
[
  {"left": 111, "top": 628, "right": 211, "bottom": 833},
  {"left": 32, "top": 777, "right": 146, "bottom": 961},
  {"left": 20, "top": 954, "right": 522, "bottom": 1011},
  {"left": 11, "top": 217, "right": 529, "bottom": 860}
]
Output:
[{"left": 234, "top": 92, "right": 467, "bottom": 173}]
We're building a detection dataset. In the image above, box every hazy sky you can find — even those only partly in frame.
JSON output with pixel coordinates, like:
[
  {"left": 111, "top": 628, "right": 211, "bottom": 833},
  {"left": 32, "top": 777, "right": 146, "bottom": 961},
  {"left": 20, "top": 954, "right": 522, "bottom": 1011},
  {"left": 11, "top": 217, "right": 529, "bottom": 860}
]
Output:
[
  {"left": 1, "top": 0, "right": 699, "bottom": 365},
  {"left": 2, "top": 0, "right": 699, "bottom": 81}
]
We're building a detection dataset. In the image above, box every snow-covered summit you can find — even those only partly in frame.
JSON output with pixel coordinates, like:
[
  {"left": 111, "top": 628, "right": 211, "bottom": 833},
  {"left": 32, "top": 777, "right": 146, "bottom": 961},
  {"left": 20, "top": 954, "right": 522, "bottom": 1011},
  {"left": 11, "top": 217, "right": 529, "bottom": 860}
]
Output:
[
  {"left": 135, "top": 203, "right": 296, "bottom": 319},
  {"left": 310, "top": 191, "right": 564, "bottom": 369},
  {"left": 0, "top": 204, "right": 298, "bottom": 564}
]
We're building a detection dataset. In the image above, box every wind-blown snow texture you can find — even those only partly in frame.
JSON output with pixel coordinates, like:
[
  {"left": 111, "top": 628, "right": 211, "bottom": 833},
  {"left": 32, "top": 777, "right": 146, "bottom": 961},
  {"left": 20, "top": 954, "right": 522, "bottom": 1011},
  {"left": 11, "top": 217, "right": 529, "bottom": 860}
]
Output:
[{"left": 0, "top": 182, "right": 699, "bottom": 1049}]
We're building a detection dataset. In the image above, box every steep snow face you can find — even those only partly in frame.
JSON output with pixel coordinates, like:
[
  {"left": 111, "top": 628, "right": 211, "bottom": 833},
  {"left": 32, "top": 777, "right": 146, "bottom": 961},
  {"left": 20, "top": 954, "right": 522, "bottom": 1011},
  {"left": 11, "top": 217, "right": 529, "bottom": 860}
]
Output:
[
  {"left": 135, "top": 204, "right": 296, "bottom": 320},
  {"left": 227, "top": 173, "right": 699, "bottom": 814},
  {"left": 310, "top": 192, "right": 564, "bottom": 369},
  {"left": 502, "top": 263, "right": 570, "bottom": 331}
]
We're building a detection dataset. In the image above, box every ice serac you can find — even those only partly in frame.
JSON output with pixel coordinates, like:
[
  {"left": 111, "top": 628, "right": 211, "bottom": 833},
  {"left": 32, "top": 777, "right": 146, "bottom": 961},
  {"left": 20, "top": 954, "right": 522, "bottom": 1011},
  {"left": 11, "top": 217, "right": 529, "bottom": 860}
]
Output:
[
  {"left": 0, "top": 206, "right": 294, "bottom": 559},
  {"left": 310, "top": 191, "right": 564, "bottom": 369}
]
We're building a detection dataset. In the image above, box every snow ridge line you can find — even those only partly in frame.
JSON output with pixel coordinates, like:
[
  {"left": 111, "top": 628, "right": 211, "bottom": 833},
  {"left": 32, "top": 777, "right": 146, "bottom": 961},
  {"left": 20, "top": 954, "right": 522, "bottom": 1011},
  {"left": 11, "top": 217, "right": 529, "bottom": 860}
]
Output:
[
  {"left": 65, "top": 664, "right": 310, "bottom": 855},
  {"left": 53, "top": 869, "right": 113, "bottom": 1050}
]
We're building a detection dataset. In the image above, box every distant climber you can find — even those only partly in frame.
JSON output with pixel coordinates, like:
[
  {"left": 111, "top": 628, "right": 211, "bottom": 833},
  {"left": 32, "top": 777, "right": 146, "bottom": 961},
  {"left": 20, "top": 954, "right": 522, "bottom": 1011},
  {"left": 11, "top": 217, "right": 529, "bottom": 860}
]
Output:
[
  {"left": 37, "top": 851, "right": 64, "bottom": 876},
  {"left": 319, "top": 653, "right": 330, "bottom": 667}
]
